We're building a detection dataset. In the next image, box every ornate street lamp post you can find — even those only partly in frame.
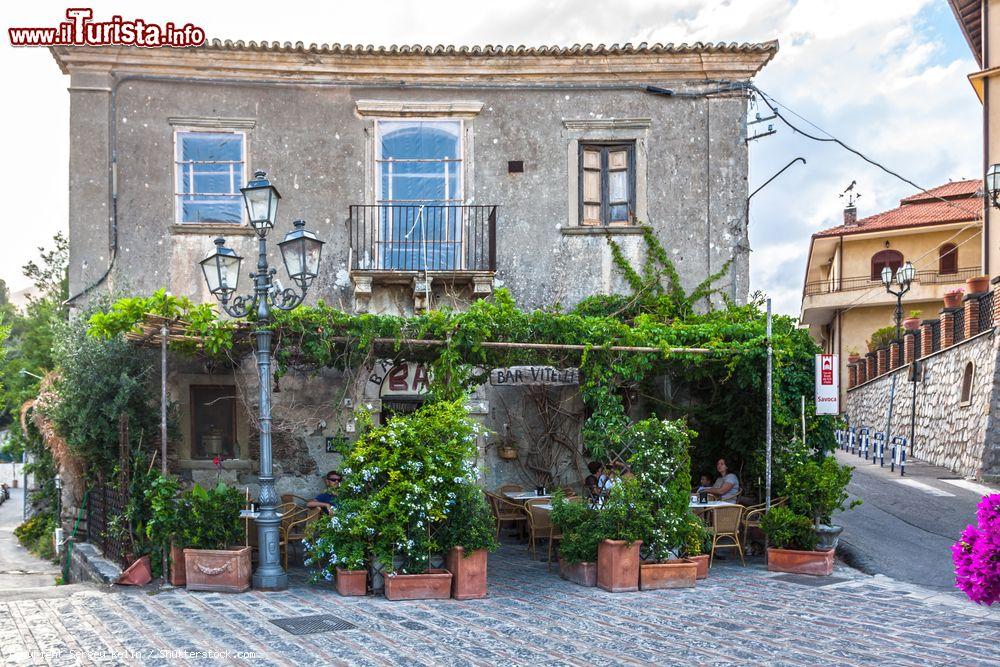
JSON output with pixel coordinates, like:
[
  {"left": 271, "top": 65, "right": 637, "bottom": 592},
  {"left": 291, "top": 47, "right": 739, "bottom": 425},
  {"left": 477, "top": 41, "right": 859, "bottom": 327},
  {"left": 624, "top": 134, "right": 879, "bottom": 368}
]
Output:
[
  {"left": 200, "top": 170, "right": 324, "bottom": 590},
  {"left": 881, "top": 261, "right": 915, "bottom": 340}
]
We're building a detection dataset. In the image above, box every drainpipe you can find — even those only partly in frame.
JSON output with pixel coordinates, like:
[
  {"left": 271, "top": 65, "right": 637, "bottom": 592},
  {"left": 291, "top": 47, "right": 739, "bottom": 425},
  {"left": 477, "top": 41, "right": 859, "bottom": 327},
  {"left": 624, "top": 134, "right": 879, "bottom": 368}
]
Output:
[{"left": 984, "top": 0, "right": 991, "bottom": 277}]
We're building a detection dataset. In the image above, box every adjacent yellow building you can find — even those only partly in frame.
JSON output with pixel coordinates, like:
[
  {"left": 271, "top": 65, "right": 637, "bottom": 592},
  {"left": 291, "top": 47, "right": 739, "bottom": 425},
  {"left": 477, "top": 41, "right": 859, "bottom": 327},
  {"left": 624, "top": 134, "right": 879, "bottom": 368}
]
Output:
[{"left": 799, "top": 180, "right": 982, "bottom": 402}]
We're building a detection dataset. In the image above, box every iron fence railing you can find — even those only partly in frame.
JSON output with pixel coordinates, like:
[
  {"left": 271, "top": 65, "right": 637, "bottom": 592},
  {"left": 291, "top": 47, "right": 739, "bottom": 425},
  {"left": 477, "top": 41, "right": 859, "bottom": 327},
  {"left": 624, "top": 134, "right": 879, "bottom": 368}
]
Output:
[
  {"left": 349, "top": 204, "right": 497, "bottom": 272},
  {"left": 980, "top": 290, "right": 995, "bottom": 330},
  {"left": 804, "top": 266, "right": 980, "bottom": 296},
  {"left": 912, "top": 330, "right": 921, "bottom": 358},
  {"left": 86, "top": 481, "right": 131, "bottom": 568},
  {"left": 930, "top": 320, "right": 941, "bottom": 353},
  {"left": 954, "top": 307, "right": 966, "bottom": 344}
]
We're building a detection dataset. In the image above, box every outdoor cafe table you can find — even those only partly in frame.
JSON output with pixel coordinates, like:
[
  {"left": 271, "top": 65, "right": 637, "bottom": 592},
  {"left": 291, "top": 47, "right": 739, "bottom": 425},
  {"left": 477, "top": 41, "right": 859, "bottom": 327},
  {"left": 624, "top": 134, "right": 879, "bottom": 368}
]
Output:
[{"left": 504, "top": 491, "right": 553, "bottom": 502}]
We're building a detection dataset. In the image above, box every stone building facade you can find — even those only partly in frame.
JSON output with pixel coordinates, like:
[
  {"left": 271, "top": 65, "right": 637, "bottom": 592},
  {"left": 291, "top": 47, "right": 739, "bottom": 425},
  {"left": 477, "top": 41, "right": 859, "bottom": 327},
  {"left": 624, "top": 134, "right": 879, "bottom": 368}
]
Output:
[{"left": 50, "top": 40, "right": 776, "bottom": 499}]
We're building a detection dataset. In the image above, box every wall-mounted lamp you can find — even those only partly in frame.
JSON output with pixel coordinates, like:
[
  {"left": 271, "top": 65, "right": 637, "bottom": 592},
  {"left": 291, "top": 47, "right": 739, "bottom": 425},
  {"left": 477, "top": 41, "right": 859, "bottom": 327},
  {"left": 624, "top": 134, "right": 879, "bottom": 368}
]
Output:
[{"left": 987, "top": 163, "right": 1000, "bottom": 208}]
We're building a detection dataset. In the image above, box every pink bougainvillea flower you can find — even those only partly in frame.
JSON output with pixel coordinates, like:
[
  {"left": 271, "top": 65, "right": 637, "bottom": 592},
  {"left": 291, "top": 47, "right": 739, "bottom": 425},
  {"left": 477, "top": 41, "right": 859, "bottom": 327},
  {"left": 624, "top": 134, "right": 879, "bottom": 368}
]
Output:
[{"left": 953, "top": 493, "right": 1000, "bottom": 605}]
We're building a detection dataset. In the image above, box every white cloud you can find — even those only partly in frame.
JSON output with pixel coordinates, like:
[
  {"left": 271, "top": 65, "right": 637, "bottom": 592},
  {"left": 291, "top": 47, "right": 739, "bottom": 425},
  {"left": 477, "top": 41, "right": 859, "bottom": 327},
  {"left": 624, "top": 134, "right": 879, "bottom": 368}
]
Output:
[{"left": 0, "top": 0, "right": 981, "bottom": 317}]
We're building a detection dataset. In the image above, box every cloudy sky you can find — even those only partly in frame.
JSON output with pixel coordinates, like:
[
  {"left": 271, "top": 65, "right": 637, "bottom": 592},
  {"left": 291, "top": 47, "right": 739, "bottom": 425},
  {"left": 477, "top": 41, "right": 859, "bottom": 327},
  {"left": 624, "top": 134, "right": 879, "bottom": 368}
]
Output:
[{"left": 0, "top": 0, "right": 982, "bottom": 313}]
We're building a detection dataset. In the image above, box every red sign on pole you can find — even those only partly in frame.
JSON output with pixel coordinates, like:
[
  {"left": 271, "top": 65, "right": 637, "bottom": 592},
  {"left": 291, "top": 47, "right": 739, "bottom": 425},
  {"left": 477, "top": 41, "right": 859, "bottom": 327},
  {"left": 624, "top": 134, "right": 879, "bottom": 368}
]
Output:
[{"left": 820, "top": 354, "right": 834, "bottom": 385}]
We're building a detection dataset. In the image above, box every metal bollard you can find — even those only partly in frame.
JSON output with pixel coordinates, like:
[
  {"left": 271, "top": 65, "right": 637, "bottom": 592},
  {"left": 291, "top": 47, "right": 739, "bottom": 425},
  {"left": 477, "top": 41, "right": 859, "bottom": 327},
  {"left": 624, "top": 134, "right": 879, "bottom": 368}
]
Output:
[
  {"left": 835, "top": 429, "right": 843, "bottom": 450},
  {"left": 859, "top": 428, "right": 870, "bottom": 459},
  {"left": 890, "top": 436, "right": 907, "bottom": 475},
  {"left": 848, "top": 427, "right": 857, "bottom": 454},
  {"left": 872, "top": 432, "right": 886, "bottom": 466}
]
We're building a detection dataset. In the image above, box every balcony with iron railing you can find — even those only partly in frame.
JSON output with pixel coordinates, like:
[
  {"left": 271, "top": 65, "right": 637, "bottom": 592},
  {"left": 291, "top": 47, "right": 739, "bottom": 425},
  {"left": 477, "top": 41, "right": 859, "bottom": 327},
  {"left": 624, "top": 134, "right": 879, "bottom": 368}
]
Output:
[
  {"left": 347, "top": 204, "right": 498, "bottom": 311},
  {"left": 349, "top": 204, "right": 497, "bottom": 273},
  {"left": 804, "top": 266, "right": 980, "bottom": 296}
]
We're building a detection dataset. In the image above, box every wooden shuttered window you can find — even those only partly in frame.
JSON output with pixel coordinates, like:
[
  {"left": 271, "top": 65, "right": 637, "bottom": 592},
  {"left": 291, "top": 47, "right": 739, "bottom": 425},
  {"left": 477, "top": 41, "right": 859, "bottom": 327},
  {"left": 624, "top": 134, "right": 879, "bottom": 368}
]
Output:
[{"left": 579, "top": 142, "right": 635, "bottom": 226}]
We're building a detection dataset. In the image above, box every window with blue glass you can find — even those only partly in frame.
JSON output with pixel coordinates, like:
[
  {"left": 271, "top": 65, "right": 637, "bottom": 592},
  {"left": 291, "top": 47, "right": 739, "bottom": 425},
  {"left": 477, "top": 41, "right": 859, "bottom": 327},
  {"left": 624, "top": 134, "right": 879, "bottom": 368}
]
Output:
[
  {"left": 175, "top": 131, "right": 245, "bottom": 224},
  {"left": 376, "top": 120, "right": 463, "bottom": 270}
]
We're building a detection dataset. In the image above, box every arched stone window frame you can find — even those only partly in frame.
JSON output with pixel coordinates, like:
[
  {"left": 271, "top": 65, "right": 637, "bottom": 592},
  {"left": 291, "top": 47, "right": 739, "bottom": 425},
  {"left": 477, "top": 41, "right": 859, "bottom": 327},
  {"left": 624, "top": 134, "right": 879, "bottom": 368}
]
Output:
[{"left": 959, "top": 360, "right": 975, "bottom": 407}]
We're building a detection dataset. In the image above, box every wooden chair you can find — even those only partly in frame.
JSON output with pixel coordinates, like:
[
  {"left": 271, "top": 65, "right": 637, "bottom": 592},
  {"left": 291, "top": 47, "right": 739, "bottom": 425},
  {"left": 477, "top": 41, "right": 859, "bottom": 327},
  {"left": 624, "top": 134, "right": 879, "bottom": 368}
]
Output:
[
  {"left": 486, "top": 491, "right": 528, "bottom": 540},
  {"left": 524, "top": 498, "right": 553, "bottom": 561},
  {"left": 708, "top": 504, "right": 746, "bottom": 568}
]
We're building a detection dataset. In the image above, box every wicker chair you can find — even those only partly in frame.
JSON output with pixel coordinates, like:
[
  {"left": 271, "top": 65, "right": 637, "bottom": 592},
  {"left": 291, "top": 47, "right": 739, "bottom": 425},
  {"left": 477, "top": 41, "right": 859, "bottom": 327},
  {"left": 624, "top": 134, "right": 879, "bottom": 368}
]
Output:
[
  {"left": 524, "top": 498, "right": 553, "bottom": 561},
  {"left": 281, "top": 507, "right": 322, "bottom": 568},
  {"left": 742, "top": 497, "right": 787, "bottom": 551},
  {"left": 486, "top": 491, "right": 528, "bottom": 540},
  {"left": 498, "top": 484, "right": 524, "bottom": 496},
  {"left": 559, "top": 486, "right": 577, "bottom": 497},
  {"left": 280, "top": 493, "right": 309, "bottom": 506},
  {"left": 708, "top": 504, "right": 746, "bottom": 567}
]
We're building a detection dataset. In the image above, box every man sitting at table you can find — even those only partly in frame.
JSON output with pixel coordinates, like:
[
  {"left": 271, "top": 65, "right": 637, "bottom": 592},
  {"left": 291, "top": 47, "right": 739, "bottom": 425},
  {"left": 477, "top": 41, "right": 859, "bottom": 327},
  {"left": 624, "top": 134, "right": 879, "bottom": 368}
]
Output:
[
  {"left": 307, "top": 470, "right": 342, "bottom": 514},
  {"left": 698, "top": 458, "right": 740, "bottom": 501}
]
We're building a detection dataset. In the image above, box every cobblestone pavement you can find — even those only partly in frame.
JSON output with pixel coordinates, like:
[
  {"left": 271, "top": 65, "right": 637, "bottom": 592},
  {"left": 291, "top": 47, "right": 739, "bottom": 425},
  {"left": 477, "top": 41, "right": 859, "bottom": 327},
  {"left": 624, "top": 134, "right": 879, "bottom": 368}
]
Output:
[{"left": 1, "top": 545, "right": 998, "bottom": 666}]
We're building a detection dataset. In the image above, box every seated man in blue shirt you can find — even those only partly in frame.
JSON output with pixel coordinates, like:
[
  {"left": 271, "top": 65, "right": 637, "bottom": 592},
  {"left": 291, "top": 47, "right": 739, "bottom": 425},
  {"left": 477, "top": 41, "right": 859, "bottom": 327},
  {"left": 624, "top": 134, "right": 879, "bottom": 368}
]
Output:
[{"left": 307, "top": 470, "right": 342, "bottom": 514}]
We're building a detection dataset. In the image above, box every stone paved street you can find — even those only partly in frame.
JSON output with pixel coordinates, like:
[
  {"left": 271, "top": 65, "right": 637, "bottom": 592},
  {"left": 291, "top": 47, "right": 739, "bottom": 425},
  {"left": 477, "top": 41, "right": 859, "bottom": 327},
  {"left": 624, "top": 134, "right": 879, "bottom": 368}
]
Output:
[{"left": 1, "top": 545, "right": 998, "bottom": 666}]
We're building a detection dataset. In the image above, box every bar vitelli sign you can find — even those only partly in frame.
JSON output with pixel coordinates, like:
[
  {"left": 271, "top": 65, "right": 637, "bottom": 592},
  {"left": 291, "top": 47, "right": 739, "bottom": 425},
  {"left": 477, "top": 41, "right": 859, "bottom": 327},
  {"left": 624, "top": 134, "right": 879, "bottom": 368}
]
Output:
[
  {"left": 489, "top": 366, "right": 579, "bottom": 386},
  {"left": 814, "top": 354, "right": 839, "bottom": 415}
]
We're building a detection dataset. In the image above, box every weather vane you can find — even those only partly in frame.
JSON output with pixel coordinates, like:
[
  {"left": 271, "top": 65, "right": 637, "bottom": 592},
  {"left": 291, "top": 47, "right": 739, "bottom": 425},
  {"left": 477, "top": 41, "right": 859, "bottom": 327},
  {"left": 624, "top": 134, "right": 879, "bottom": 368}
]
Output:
[{"left": 839, "top": 180, "right": 861, "bottom": 207}]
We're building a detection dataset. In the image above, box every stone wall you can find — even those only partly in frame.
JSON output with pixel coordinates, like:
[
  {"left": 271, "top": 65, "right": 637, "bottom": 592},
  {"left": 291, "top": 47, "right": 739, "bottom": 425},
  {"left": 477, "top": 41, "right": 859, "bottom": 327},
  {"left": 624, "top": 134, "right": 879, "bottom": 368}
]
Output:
[{"left": 845, "top": 329, "right": 997, "bottom": 480}]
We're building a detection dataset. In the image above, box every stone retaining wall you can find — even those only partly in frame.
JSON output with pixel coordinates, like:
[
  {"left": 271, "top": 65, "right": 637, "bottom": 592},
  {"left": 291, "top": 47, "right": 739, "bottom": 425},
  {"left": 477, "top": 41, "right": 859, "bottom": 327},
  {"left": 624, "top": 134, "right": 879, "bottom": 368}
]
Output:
[{"left": 845, "top": 329, "right": 998, "bottom": 480}]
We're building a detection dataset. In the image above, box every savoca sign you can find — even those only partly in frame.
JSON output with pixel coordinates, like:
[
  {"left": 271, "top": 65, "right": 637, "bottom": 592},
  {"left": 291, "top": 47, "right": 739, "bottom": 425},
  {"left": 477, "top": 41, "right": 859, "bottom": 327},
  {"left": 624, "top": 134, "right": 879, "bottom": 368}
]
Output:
[{"left": 815, "top": 354, "right": 839, "bottom": 415}]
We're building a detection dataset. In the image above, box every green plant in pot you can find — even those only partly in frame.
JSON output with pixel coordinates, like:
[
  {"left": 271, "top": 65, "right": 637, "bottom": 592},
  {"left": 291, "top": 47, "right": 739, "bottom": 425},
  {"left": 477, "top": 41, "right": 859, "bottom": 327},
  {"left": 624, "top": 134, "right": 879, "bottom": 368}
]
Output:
[
  {"left": 550, "top": 491, "right": 602, "bottom": 586},
  {"left": 903, "top": 310, "right": 922, "bottom": 331},
  {"left": 760, "top": 506, "right": 817, "bottom": 551},
  {"left": 439, "top": 484, "right": 499, "bottom": 600},
  {"left": 303, "top": 507, "right": 368, "bottom": 596},
  {"left": 177, "top": 482, "right": 249, "bottom": 592},
  {"left": 785, "top": 455, "right": 861, "bottom": 550},
  {"left": 594, "top": 477, "right": 654, "bottom": 592}
]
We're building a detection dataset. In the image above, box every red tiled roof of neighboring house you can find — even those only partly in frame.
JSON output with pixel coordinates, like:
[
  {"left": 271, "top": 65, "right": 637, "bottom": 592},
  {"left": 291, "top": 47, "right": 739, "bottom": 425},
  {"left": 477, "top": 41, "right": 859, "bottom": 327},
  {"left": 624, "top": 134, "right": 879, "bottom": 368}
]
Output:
[{"left": 814, "top": 180, "right": 982, "bottom": 238}]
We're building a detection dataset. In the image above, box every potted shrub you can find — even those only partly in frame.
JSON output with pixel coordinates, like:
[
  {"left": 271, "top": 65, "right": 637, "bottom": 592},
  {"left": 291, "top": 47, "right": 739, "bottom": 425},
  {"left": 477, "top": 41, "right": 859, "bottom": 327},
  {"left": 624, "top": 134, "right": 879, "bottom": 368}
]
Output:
[
  {"left": 869, "top": 325, "right": 897, "bottom": 351},
  {"left": 180, "top": 482, "right": 250, "bottom": 593},
  {"left": 847, "top": 349, "right": 861, "bottom": 364},
  {"left": 966, "top": 275, "right": 991, "bottom": 295},
  {"left": 308, "top": 401, "right": 480, "bottom": 601},
  {"left": 440, "top": 485, "right": 499, "bottom": 600},
  {"left": 551, "top": 492, "right": 602, "bottom": 586},
  {"left": 142, "top": 473, "right": 185, "bottom": 586},
  {"left": 681, "top": 514, "right": 711, "bottom": 580},
  {"left": 303, "top": 514, "right": 367, "bottom": 596},
  {"left": 952, "top": 493, "right": 1000, "bottom": 605},
  {"left": 595, "top": 477, "right": 652, "bottom": 592},
  {"left": 903, "top": 310, "right": 921, "bottom": 331},
  {"left": 944, "top": 287, "right": 964, "bottom": 309},
  {"left": 785, "top": 455, "right": 860, "bottom": 550},
  {"left": 761, "top": 506, "right": 833, "bottom": 575}
]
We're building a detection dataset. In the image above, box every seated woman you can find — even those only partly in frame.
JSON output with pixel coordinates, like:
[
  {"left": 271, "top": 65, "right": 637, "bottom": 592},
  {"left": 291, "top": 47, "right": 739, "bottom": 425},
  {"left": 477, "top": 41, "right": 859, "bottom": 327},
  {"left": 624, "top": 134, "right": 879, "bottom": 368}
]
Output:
[
  {"left": 699, "top": 458, "right": 741, "bottom": 501},
  {"left": 307, "top": 470, "right": 342, "bottom": 514}
]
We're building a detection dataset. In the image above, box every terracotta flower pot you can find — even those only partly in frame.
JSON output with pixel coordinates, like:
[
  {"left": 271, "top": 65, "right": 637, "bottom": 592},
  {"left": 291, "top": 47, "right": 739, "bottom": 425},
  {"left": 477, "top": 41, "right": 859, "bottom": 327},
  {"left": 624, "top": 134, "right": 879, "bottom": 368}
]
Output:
[
  {"left": 117, "top": 555, "right": 152, "bottom": 586},
  {"left": 903, "top": 318, "right": 921, "bottom": 332},
  {"left": 966, "top": 275, "right": 990, "bottom": 295},
  {"left": 847, "top": 353, "right": 860, "bottom": 364},
  {"left": 169, "top": 543, "right": 186, "bottom": 587},
  {"left": 384, "top": 569, "right": 453, "bottom": 601},
  {"left": 184, "top": 546, "right": 252, "bottom": 593},
  {"left": 498, "top": 446, "right": 518, "bottom": 460},
  {"left": 640, "top": 560, "right": 697, "bottom": 590},
  {"left": 335, "top": 568, "right": 367, "bottom": 596},
  {"left": 558, "top": 559, "right": 598, "bottom": 587},
  {"left": 686, "top": 554, "right": 710, "bottom": 580},
  {"left": 766, "top": 547, "right": 834, "bottom": 576},
  {"left": 943, "top": 291, "right": 964, "bottom": 309},
  {"left": 597, "top": 539, "right": 642, "bottom": 592},
  {"left": 446, "top": 546, "right": 488, "bottom": 600}
]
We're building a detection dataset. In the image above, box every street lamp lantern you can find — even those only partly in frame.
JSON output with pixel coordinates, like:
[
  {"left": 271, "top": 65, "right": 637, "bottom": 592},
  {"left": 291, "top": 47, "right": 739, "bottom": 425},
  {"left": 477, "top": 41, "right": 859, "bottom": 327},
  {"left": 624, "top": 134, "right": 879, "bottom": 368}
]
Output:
[
  {"left": 881, "top": 265, "right": 893, "bottom": 287},
  {"left": 896, "top": 261, "right": 915, "bottom": 288},
  {"left": 200, "top": 238, "right": 243, "bottom": 301},
  {"left": 278, "top": 220, "right": 325, "bottom": 290},
  {"left": 241, "top": 170, "right": 281, "bottom": 234},
  {"left": 199, "top": 172, "right": 323, "bottom": 592},
  {"left": 987, "top": 163, "right": 1000, "bottom": 208}
]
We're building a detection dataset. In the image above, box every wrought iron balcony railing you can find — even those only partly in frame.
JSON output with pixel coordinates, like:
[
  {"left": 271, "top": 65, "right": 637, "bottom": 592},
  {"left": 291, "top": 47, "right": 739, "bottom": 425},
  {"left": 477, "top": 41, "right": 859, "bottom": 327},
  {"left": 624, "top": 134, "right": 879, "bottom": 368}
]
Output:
[
  {"left": 804, "top": 266, "right": 980, "bottom": 297},
  {"left": 349, "top": 204, "right": 497, "bottom": 272}
]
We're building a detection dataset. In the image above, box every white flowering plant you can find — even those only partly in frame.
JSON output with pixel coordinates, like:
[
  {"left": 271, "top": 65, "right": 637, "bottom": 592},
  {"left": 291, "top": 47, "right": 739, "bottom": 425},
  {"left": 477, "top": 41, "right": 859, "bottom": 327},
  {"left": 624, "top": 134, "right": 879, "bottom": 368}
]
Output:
[
  {"left": 304, "top": 399, "right": 485, "bottom": 577},
  {"left": 624, "top": 417, "right": 697, "bottom": 561}
]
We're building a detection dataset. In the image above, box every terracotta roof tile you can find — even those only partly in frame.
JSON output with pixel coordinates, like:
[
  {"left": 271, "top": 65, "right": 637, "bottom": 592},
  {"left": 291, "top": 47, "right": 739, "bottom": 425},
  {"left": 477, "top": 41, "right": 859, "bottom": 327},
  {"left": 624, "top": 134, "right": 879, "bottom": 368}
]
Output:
[
  {"left": 202, "top": 39, "right": 780, "bottom": 57},
  {"left": 815, "top": 180, "right": 982, "bottom": 238}
]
